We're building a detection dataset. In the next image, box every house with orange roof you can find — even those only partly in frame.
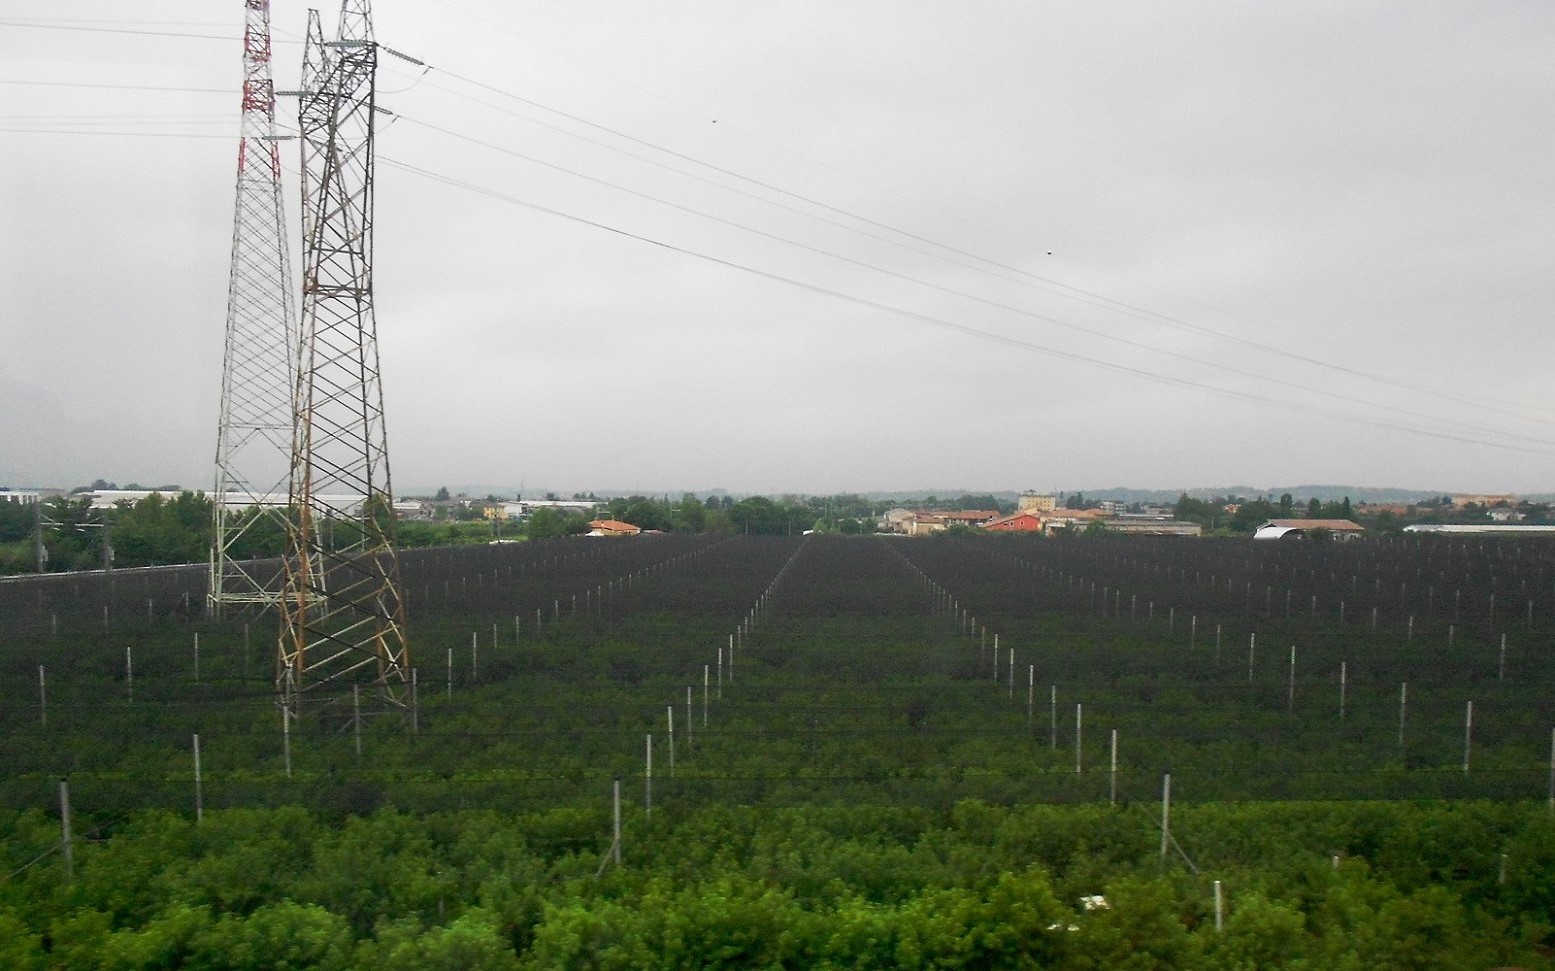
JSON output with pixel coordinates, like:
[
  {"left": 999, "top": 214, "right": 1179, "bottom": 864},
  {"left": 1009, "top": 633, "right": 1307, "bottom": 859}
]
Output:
[
  {"left": 587, "top": 519, "right": 641, "bottom": 537},
  {"left": 984, "top": 512, "right": 1044, "bottom": 532}
]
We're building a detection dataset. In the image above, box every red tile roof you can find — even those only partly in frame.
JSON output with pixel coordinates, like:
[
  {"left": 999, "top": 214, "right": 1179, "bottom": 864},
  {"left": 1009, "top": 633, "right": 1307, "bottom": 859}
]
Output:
[
  {"left": 1265, "top": 519, "right": 1364, "bottom": 531},
  {"left": 588, "top": 519, "right": 640, "bottom": 532}
]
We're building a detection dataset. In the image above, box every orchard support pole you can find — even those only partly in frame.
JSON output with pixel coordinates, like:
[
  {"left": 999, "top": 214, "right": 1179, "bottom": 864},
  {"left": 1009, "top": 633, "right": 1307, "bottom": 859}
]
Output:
[
  {"left": 193, "top": 734, "right": 204, "bottom": 824},
  {"left": 1463, "top": 701, "right": 1473, "bottom": 772},
  {"left": 1399, "top": 682, "right": 1408, "bottom": 749},
  {"left": 1109, "top": 729, "right": 1118, "bottom": 806},
  {"left": 613, "top": 778, "right": 622, "bottom": 865},
  {"left": 59, "top": 778, "right": 73, "bottom": 883},
  {"left": 1075, "top": 703, "right": 1083, "bottom": 775}
]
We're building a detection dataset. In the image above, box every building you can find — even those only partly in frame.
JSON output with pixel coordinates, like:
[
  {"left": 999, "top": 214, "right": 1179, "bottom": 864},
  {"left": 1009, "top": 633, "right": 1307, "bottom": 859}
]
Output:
[
  {"left": 394, "top": 499, "right": 434, "bottom": 521},
  {"left": 983, "top": 512, "right": 1044, "bottom": 532},
  {"left": 1254, "top": 519, "right": 1365, "bottom": 541},
  {"left": 587, "top": 519, "right": 641, "bottom": 537},
  {"left": 906, "top": 513, "right": 948, "bottom": 536},
  {"left": 520, "top": 499, "right": 598, "bottom": 515},
  {"left": 1453, "top": 494, "right": 1517, "bottom": 508},
  {"left": 1404, "top": 524, "right": 1555, "bottom": 535},
  {"left": 942, "top": 510, "right": 1001, "bottom": 527},
  {"left": 1358, "top": 503, "right": 1414, "bottom": 516},
  {"left": 486, "top": 499, "right": 600, "bottom": 521},
  {"left": 0, "top": 490, "right": 49, "bottom": 505},
  {"left": 84, "top": 489, "right": 429, "bottom": 518},
  {"left": 878, "top": 508, "right": 917, "bottom": 533},
  {"left": 1099, "top": 518, "right": 1202, "bottom": 537},
  {"left": 1018, "top": 493, "right": 1057, "bottom": 513},
  {"left": 1035, "top": 508, "right": 1104, "bottom": 534}
]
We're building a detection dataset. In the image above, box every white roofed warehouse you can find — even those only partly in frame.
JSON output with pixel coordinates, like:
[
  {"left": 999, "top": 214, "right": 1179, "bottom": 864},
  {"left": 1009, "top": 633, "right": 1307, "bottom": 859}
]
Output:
[{"left": 1254, "top": 519, "right": 1365, "bottom": 541}]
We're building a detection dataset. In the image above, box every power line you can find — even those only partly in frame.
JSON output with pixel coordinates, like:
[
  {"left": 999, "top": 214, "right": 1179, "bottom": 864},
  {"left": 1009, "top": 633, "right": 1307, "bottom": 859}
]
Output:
[
  {"left": 380, "top": 155, "right": 1555, "bottom": 458},
  {"left": 0, "top": 114, "right": 231, "bottom": 124},
  {"left": 0, "top": 19, "right": 239, "bottom": 41},
  {"left": 423, "top": 2, "right": 1555, "bottom": 432},
  {"left": 0, "top": 127, "right": 235, "bottom": 139},
  {"left": 411, "top": 65, "right": 1553, "bottom": 433},
  {"left": 0, "top": 19, "right": 300, "bottom": 44},
  {"left": 0, "top": 79, "right": 230, "bottom": 94},
  {"left": 393, "top": 114, "right": 1555, "bottom": 454},
  {"left": 10, "top": 20, "right": 1544, "bottom": 440}
]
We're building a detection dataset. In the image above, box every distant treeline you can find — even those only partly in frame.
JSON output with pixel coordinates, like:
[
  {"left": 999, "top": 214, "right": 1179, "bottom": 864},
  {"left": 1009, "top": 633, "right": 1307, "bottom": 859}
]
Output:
[
  {"left": 6, "top": 485, "right": 1539, "bottom": 575},
  {"left": 0, "top": 492, "right": 1019, "bottom": 574}
]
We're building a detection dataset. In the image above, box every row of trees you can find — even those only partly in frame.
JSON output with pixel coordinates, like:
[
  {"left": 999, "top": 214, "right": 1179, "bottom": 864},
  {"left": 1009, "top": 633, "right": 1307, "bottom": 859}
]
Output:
[
  {"left": 1173, "top": 492, "right": 1555, "bottom": 534},
  {"left": 13, "top": 483, "right": 1547, "bottom": 575},
  {"left": 2, "top": 800, "right": 1549, "bottom": 969},
  {"left": 3, "top": 532, "right": 1555, "bottom": 963},
  {"left": 0, "top": 495, "right": 513, "bottom": 576},
  {"left": 1174, "top": 494, "right": 1359, "bottom": 533},
  {"left": 0, "top": 491, "right": 834, "bottom": 574}
]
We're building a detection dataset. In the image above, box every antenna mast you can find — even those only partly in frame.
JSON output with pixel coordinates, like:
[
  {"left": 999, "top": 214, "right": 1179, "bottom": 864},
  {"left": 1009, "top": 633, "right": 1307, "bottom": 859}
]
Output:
[
  {"left": 211, "top": 0, "right": 296, "bottom": 617},
  {"left": 278, "top": 0, "right": 409, "bottom": 718}
]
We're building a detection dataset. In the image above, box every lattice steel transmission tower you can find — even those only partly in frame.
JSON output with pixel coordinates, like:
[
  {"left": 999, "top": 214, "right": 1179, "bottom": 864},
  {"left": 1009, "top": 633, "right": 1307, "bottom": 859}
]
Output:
[
  {"left": 277, "top": 0, "right": 410, "bottom": 718},
  {"left": 210, "top": 0, "right": 296, "bottom": 618}
]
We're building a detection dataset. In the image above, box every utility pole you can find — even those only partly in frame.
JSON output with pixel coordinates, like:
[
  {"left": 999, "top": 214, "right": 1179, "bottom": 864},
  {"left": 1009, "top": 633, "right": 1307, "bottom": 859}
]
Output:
[
  {"left": 211, "top": 0, "right": 297, "bottom": 618},
  {"left": 33, "top": 500, "right": 47, "bottom": 573},
  {"left": 277, "top": 0, "right": 414, "bottom": 721}
]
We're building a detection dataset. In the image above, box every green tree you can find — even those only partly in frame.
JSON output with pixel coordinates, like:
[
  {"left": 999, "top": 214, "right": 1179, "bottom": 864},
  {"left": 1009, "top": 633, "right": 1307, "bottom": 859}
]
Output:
[
  {"left": 1174, "top": 494, "right": 1216, "bottom": 527},
  {"left": 729, "top": 496, "right": 780, "bottom": 534},
  {"left": 1230, "top": 498, "right": 1280, "bottom": 533},
  {"left": 110, "top": 491, "right": 214, "bottom": 568},
  {"left": 41, "top": 495, "right": 104, "bottom": 570},
  {"left": 0, "top": 911, "right": 43, "bottom": 970},
  {"left": 189, "top": 901, "right": 356, "bottom": 970},
  {"left": 0, "top": 499, "right": 32, "bottom": 543},
  {"left": 620, "top": 497, "right": 670, "bottom": 531},
  {"left": 525, "top": 506, "right": 581, "bottom": 540},
  {"left": 367, "top": 911, "right": 520, "bottom": 970},
  {"left": 1067, "top": 876, "right": 1199, "bottom": 970},
  {"left": 674, "top": 494, "right": 707, "bottom": 532},
  {"left": 1204, "top": 891, "right": 1310, "bottom": 969}
]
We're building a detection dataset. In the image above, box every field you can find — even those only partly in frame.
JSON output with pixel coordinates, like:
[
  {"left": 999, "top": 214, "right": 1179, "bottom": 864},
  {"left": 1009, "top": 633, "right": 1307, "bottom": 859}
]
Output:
[{"left": 1, "top": 533, "right": 1553, "bottom": 967}]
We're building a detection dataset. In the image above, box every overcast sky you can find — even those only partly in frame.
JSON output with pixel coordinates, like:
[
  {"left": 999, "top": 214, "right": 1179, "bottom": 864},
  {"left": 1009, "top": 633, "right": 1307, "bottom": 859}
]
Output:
[{"left": 3, "top": 1, "right": 1552, "bottom": 497}]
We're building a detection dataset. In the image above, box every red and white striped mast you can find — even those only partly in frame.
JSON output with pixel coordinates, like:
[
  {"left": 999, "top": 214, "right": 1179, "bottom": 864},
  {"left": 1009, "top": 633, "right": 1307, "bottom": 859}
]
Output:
[{"left": 211, "top": 0, "right": 298, "bottom": 617}]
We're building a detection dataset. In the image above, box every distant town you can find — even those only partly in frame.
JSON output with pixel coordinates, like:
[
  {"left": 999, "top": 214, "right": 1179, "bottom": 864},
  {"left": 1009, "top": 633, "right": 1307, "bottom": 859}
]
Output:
[{"left": 2, "top": 481, "right": 1551, "bottom": 577}]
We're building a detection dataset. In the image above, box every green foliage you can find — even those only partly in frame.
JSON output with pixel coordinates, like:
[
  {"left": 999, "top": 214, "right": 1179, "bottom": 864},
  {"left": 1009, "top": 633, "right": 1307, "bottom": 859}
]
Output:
[
  {"left": 110, "top": 491, "right": 212, "bottom": 568},
  {"left": 367, "top": 910, "right": 521, "bottom": 970},
  {"left": 1174, "top": 493, "right": 1218, "bottom": 527},
  {"left": 3, "top": 802, "right": 1550, "bottom": 967},
  {"left": 0, "top": 500, "right": 32, "bottom": 543},
  {"left": 191, "top": 901, "right": 356, "bottom": 970},
  {"left": 1204, "top": 890, "right": 1309, "bottom": 969},
  {"left": 523, "top": 506, "right": 586, "bottom": 540},
  {"left": 727, "top": 496, "right": 814, "bottom": 535},
  {"left": 1229, "top": 497, "right": 1280, "bottom": 532},
  {"left": 3, "top": 534, "right": 1555, "bottom": 964},
  {"left": 0, "top": 910, "right": 44, "bottom": 971}
]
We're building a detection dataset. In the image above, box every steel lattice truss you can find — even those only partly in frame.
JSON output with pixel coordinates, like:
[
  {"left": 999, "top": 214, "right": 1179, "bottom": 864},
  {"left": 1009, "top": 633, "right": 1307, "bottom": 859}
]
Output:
[
  {"left": 278, "top": 0, "right": 409, "bottom": 717},
  {"left": 211, "top": 0, "right": 296, "bottom": 618}
]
